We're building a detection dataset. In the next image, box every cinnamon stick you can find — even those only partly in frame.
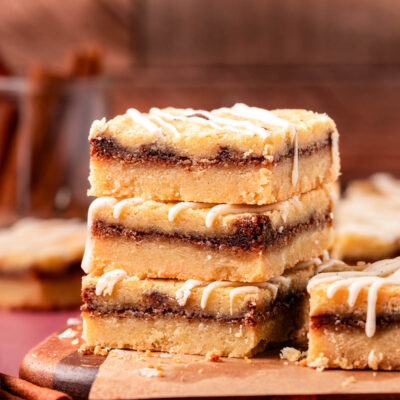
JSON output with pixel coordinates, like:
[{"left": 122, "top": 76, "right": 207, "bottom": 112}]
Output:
[{"left": 0, "top": 373, "right": 72, "bottom": 400}]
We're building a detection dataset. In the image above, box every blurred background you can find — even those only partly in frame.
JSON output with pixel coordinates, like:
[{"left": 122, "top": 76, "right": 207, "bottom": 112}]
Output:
[{"left": 0, "top": 0, "right": 399, "bottom": 221}]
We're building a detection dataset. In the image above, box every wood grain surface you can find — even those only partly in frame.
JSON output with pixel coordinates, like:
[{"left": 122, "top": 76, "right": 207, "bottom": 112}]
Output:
[{"left": 20, "top": 325, "right": 400, "bottom": 400}]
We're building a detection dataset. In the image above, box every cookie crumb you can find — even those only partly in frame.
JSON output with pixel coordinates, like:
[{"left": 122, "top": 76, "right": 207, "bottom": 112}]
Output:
[
  {"left": 280, "top": 347, "right": 302, "bottom": 362},
  {"left": 198, "top": 368, "right": 203, "bottom": 374},
  {"left": 308, "top": 354, "right": 329, "bottom": 371},
  {"left": 58, "top": 328, "right": 76, "bottom": 339},
  {"left": 72, "top": 338, "right": 79, "bottom": 345},
  {"left": 94, "top": 345, "right": 110, "bottom": 356},
  {"left": 205, "top": 351, "right": 222, "bottom": 362},
  {"left": 342, "top": 376, "right": 356, "bottom": 387},
  {"left": 244, "top": 356, "right": 251, "bottom": 364},
  {"left": 78, "top": 344, "right": 94, "bottom": 355}
]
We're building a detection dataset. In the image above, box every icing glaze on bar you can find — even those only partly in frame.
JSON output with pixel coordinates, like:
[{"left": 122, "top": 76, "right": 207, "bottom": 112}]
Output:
[
  {"left": 96, "top": 269, "right": 127, "bottom": 296},
  {"left": 308, "top": 256, "right": 400, "bottom": 337},
  {"left": 168, "top": 202, "right": 209, "bottom": 222},
  {"left": 200, "top": 281, "right": 236, "bottom": 309},
  {"left": 331, "top": 130, "right": 339, "bottom": 175},
  {"left": 126, "top": 108, "right": 162, "bottom": 137},
  {"left": 113, "top": 198, "right": 145, "bottom": 219},
  {"left": 82, "top": 197, "right": 118, "bottom": 274},
  {"left": 148, "top": 109, "right": 181, "bottom": 138},
  {"left": 228, "top": 104, "right": 299, "bottom": 185},
  {"left": 176, "top": 279, "right": 205, "bottom": 306}
]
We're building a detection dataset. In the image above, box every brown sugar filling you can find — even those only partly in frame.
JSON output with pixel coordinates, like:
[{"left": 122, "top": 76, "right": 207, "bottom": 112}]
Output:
[
  {"left": 90, "top": 132, "right": 333, "bottom": 168},
  {"left": 311, "top": 314, "right": 400, "bottom": 330}
]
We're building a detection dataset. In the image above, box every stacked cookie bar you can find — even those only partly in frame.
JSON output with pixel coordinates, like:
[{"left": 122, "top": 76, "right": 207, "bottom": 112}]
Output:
[{"left": 81, "top": 104, "right": 340, "bottom": 357}]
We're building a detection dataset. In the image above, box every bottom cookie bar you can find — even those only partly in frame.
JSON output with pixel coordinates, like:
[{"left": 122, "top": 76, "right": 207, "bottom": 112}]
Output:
[
  {"left": 307, "top": 256, "right": 400, "bottom": 370},
  {"left": 81, "top": 260, "right": 317, "bottom": 357}
]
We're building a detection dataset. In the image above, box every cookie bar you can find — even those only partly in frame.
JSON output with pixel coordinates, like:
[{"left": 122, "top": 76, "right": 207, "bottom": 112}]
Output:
[
  {"left": 81, "top": 259, "right": 317, "bottom": 357},
  {"left": 0, "top": 218, "right": 86, "bottom": 309},
  {"left": 307, "top": 256, "right": 400, "bottom": 370},
  {"left": 89, "top": 104, "right": 339, "bottom": 204},
  {"left": 334, "top": 173, "right": 400, "bottom": 263},
  {"left": 82, "top": 185, "right": 334, "bottom": 282}
]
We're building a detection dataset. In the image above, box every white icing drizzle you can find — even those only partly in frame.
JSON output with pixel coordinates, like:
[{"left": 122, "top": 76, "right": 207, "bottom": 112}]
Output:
[
  {"left": 231, "top": 103, "right": 292, "bottom": 129},
  {"left": 269, "top": 276, "right": 292, "bottom": 289},
  {"left": 316, "top": 259, "right": 346, "bottom": 273},
  {"left": 307, "top": 256, "right": 400, "bottom": 337},
  {"left": 256, "top": 282, "right": 279, "bottom": 298},
  {"left": 177, "top": 271, "right": 296, "bottom": 315},
  {"left": 210, "top": 107, "right": 271, "bottom": 138},
  {"left": 167, "top": 196, "right": 293, "bottom": 228},
  {"left": 176, "top": 279, "right": 205, "bottom": 306},
  {"left": 148, "top": 108, "right": 181, "bottom": 138},
  {"left": 127, "top": 108, "right": 162, "bottom": 137},
  {"left": 229, "top": 286, "right": 259, "bottom": 315},
  {"left": 205, "top": 203, "right": 277, "bottom": 228},
  {"left": 291, "top": 127, "right": 299, "bottom": 186},
  {"left": 322, "top": 250, "right": 330, "bottom": 262},
  {"left": 113, "top": 198, "right": 145, "bottom": 219},
  {"left": 331, "top": 130, "right": 339, "bottom": 174},
  {"left": 200, "top": 281, "right": 236, "bottom": 309},
  {"left": 82, "top": 197, "right": 118, "bottom": 273},
  {"left": 168, "top": 202, "right": 209, "bottom": 222},
  {"left": 151, "top": 107, "right": 221, "bottom": 130},
  {"left": 228, "top": 104, "right": 299, "bottom": 185},
  {"left": 96, "top": 269, "right": 127, "bottom": 296}
]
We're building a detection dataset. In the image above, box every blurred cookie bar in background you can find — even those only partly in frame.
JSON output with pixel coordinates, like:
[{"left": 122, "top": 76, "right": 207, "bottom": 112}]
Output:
[
  {"left": 0, "top": 218, "right": 86, "bottom": 309},
  {"left": 334, "top": 173, "right": 400, "bottom": 263}
]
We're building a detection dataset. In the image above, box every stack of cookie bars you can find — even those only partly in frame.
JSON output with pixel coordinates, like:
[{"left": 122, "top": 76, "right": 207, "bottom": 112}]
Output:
[{"left": 81, "top": 104, "right": 340, "bottom": 357}]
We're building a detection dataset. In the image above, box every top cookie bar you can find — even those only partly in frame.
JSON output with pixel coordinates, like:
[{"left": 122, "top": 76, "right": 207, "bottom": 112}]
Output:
[{"left": 89, "top": 103, "right": 340, "bottom": 204}]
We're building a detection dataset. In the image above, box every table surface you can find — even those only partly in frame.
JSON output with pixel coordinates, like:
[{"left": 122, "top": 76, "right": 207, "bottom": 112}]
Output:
[{"left": 0, "top": 309, "right": 80, "bottom": 377}]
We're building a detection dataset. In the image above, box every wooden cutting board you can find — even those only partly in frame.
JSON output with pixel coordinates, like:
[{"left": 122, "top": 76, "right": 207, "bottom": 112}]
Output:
[{"left": 19, "top": 323, "right": 400, "bottom": 400}]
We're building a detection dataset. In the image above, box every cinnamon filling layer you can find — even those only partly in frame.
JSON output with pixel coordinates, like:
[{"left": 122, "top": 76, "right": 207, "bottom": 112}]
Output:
[
  {"left": 82, "top": 287, "right": 307, "bottom": 326},
  {"left": 311, "top": 314, "right": 400, "bottom": 330},
  {"left": 90, "top": 132, "right": 332, "bottom": 168},
  {"left": 0, "top": 261, "right": 83, "bottom": 280},
  {"left": 92, "top": 210, "right": 332, "bottom": 253}
]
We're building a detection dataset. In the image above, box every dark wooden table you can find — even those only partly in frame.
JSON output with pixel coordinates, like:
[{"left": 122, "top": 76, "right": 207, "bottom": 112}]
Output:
[{"left": 0, "top": 309, "right": 80, "bottom": 377}]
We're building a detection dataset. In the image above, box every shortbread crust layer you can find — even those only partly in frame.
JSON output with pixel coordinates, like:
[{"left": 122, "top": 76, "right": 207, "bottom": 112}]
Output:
[
  {"left": 89, "top": 105, "right": 339, "bottom": 204},
  {"left": 83, "top": 186, "right": 334, "bottom": 282},
  {"left": 81, "top": 261, "right": 315, "bottom": 357}
]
